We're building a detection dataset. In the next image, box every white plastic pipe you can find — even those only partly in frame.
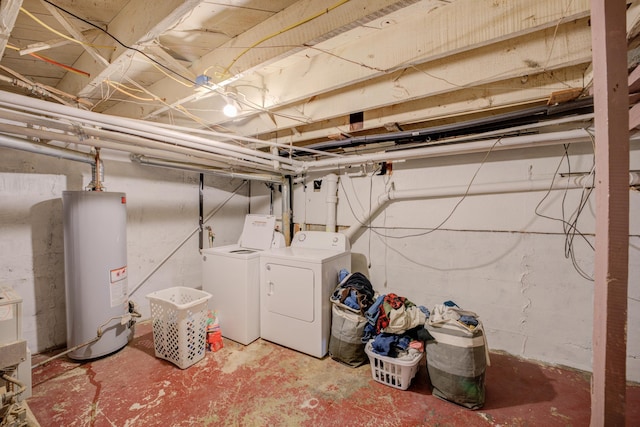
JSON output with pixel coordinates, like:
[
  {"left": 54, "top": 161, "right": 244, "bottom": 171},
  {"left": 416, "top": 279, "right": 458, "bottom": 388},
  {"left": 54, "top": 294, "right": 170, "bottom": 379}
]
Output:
[
  {"left": 0, "top": 91, "right": 300, "bottom": 172},
  {"left": 132, "top": 155, "right": 284, "bottom": 183},
  {"left": 343, "top": 172, "right": 640, "bottom": 243},
  {"left": 301, "top": 128, "right": 628, "bottom": 173},
  {"left": 0, "top": 133, "right": 94, "bottom": 164},
  {"left": 325, "top": 173, "right": 339, "bottom": 232},
  {"left": 0, "top": 114, "right": 284, "bottom": 174}
]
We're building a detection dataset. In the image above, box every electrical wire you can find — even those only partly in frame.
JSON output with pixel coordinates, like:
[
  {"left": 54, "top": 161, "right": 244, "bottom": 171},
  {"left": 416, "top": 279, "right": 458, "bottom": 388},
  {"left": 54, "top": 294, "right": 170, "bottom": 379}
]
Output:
[
  {"left": 147, "top": 59, "right": 194, "bottom": 87},
  {"left": 212, "top": 0, "right": 351, "bottom": 77},
  {"left": 106, "top": 80, "right": 157, "bottom": 101},
  {"left": 340, "top": 137, "right": 503, "bottom": 240},
  {"left": 6, "top": 43, "right": 90, "bottom": 77},
  {"left": 19, "top": 7, "right": 116, "bottom": 50},
  {"left": 533, "top": 141, "right": 595, "bottom": 281},
  {"left": 40, "top": 0, "right": 195, "bottom": 86}
]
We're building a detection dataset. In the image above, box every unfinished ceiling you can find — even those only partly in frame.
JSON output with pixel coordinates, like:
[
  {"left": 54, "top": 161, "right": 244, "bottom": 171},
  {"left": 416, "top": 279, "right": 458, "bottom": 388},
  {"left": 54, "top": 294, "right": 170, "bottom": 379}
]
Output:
[{"left": 1, "top": 0, "right": 639, "bottom": 177}]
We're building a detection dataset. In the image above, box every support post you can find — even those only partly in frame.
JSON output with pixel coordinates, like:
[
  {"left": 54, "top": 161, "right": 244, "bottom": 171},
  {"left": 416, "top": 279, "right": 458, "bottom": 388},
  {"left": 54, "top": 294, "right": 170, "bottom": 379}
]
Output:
[{"left": 590, "top": 1, "right": 629, "bottom": 425}]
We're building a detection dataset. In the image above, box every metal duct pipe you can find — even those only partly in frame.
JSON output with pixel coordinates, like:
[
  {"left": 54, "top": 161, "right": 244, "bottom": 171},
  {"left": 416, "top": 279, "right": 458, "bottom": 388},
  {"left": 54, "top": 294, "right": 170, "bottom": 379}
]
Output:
[
  {"left": 0, "top": 133, "right": 94, "bottom": 164},
  {"left": 343, "top": 172, "right": 640, "bottom": 243},
  {"left": 131, "top": 155, "right": 284, "bottom": 183}
]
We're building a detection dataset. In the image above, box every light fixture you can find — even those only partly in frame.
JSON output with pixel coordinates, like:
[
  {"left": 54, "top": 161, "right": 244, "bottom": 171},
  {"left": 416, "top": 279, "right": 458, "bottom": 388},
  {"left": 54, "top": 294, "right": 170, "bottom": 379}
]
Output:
[
  {"left": 223, "top": 101, "right": 238, "bottom": 117},
  {"left": 222, "top": 87, "right": 240, "bottom": 118}
]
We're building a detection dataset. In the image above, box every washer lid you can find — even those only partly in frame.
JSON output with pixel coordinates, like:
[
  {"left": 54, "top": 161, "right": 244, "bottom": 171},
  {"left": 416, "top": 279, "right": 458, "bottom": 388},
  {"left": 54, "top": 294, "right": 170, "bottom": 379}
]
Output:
[{"left": 239, "top": 214, "right": 277, "bottom": 250}]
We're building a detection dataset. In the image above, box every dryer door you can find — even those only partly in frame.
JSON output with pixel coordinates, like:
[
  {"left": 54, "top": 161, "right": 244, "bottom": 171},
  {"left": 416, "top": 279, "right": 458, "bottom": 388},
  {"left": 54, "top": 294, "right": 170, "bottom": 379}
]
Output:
[{"left": 264, "top": 263, "right": 315, "bottom": 322}]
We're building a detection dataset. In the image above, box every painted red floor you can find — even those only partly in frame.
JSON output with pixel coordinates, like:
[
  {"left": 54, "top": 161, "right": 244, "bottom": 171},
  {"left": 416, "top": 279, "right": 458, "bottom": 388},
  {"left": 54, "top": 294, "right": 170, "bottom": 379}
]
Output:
[{"left": 27, "top": 321, "right": 639, "bottom": 426}]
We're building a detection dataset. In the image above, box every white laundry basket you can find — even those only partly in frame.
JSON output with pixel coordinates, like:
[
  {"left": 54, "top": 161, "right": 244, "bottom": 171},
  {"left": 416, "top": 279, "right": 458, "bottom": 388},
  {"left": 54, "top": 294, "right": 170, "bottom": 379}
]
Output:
[
  {"left": 146, "top": 287, "right": 212, "bottom": 369},
  {"left": 365, "top": 341, "right": 422, "bottom": 390}
]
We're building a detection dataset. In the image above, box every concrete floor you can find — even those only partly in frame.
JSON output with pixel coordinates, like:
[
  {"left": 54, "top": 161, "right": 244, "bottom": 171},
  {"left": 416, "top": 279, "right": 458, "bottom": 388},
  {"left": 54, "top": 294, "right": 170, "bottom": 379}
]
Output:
[{"left": 27, "top": 321, "right": 639, "bottom": 426}]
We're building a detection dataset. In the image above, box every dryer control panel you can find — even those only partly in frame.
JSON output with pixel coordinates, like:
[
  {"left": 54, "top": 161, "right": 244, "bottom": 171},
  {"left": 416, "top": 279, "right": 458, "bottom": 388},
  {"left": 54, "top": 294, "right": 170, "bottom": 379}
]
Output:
[{"left": 290, "top": 231, "right": 350, "bottom": 251}]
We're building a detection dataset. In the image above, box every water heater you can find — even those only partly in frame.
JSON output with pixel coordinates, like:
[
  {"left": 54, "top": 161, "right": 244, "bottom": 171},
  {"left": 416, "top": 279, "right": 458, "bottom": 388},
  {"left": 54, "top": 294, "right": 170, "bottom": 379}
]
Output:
[{"left": 63, "top": 191, "right": 131, "bottom": 360}]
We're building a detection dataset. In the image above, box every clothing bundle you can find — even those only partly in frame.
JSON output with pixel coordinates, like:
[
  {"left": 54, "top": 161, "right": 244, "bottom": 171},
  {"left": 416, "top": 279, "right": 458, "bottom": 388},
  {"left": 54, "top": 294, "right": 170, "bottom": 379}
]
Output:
[
  {"left": 364, "top": 293, "right": 430, "bottom": 360},
  {"left": 330, "top": 271, "right": 376, "bottom": 315},
  {"left": 430, "top": 300, "right": 480, "bottom": 331},
  {"left": 328, "top": 270, "right": 376, "bottom": 367},
  {"left": 363, "top": 293, "right": 429, "bottom": 343}
]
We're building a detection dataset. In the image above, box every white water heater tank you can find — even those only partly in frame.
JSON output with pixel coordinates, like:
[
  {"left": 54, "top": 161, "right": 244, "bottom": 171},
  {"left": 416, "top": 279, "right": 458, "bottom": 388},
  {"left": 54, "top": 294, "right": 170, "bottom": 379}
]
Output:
[{"left": 63, "top": 191, "right": 131, "bottom": 360}]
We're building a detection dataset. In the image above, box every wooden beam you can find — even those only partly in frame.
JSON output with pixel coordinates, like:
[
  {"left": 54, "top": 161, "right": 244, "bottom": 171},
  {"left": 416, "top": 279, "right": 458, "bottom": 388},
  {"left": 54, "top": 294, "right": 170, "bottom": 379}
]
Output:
[
  {"left": 40, "top": 0, "right": 110, "bottom": 67},
  {"left": 19, "top": 29, "right": 100, "bottom": 55},
  {"left": 629, "top": 64, "right": 640, "bottom": 93},
  {"left": 106, "top": 0, "right": 591, "bottom": 122},
  {"left": 629, "top": 102, "right": 640, "bottom": 129},
  {"left": 0, "top": 0, "right": 24, "bottom": 59},
  {"left": 55, "top": 0, "right": 205, "bottom": 97},
  {"left": 590, "top": 0, "right": 629, "bottom": 425}
]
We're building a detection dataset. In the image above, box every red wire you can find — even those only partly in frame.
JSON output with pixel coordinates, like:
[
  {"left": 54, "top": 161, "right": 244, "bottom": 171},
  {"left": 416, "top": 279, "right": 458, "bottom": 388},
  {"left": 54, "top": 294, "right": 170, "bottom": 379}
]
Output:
[{"left": 29, "top": 52, "right": 90, "bottom": 78}]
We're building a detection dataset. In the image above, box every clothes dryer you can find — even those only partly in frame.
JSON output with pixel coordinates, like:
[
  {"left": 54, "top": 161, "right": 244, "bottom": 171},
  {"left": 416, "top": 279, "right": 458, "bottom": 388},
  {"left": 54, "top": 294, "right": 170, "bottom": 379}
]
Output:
[
  {"left": 260, "top": 231, "right": 350, "bottom": 358},
  {"left": 202, "top": 214, "right": 284, "bottom": 345}
]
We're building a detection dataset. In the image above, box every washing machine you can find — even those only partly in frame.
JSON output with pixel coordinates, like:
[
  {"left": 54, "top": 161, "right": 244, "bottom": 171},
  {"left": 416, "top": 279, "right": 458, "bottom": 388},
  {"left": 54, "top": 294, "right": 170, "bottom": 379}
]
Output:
[
  {"left": 202, "top": 214, "right": 284, "bottom": 345},
  {"left": 260, "top": 231, "right": 351, "bottom": 358}
]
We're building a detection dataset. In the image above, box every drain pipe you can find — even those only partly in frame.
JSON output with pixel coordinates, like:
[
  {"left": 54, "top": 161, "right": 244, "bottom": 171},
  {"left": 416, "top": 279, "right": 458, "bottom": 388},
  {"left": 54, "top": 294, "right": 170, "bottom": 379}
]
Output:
[
  {"left": 282, "top": 176, "right": 293, "bottom": 245},
  {"left": 128, "top": 180, "right": 248, "bottom": 297},
  {"left": 325, "top": 173, "right": 339, "bottom": 232},
  {"left": 343, "top": 172, "right": 640, "bottom": 244}
]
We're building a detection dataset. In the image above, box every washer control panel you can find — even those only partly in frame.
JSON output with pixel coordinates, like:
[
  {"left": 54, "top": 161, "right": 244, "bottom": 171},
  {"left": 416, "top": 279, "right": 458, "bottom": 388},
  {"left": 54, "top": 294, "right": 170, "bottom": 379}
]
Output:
[{"left": 290, "top": 231, "right": 350, "bottom": 251}]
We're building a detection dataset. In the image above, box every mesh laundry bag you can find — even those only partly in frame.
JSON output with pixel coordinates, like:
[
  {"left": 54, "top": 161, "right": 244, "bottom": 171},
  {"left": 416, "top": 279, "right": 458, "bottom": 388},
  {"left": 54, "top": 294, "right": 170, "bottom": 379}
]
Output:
[
  {"left": 425, "top": 305, "right": 489, "bottom": 409},
  {"left": 328, "top": 303, "right": 368, "bottom": 367}
]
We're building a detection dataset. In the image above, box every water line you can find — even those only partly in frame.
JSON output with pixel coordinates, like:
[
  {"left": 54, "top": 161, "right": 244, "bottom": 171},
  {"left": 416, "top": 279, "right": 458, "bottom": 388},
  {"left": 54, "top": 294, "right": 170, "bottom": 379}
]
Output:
[{"left": 127, "top": 180, "right": 248, "bottom": 297}]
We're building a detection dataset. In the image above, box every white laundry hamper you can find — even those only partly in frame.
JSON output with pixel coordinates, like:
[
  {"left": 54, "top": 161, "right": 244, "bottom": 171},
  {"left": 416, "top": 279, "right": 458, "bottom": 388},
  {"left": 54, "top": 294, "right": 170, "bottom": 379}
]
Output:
[{"left": 146, "top": 287, "right": 212, "bottom": 369}]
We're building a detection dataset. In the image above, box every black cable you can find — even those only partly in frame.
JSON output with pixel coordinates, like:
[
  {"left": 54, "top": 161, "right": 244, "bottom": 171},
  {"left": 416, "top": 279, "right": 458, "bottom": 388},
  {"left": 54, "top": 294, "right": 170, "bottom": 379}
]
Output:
[
  {"left": 533, "top": 145, "right": 595, "bottom": 281},
  {"left": 41, "top": 0, "right": 195, "bottom": 86}
]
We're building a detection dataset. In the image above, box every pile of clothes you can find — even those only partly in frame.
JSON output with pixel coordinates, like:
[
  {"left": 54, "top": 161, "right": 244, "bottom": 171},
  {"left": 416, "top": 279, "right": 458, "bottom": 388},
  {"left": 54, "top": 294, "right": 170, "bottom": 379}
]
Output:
[
  {"left": 329, "top": 269, "right": 432, "bottom": 366},
  {"left": 330, "top": 271, "right": 375, "bottom": 314},
  {"left": 364, "top": 293, "right": 430, "bottom": 360},
  {"left": 328, "top": 271, "right": 377, "bottom": 367}
]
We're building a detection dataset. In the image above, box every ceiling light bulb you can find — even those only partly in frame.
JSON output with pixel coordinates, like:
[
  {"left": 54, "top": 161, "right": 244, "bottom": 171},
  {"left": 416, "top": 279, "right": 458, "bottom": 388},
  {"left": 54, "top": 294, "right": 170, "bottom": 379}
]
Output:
[{"left": 223, "top": 102, "right": 238, "bottom": 117}]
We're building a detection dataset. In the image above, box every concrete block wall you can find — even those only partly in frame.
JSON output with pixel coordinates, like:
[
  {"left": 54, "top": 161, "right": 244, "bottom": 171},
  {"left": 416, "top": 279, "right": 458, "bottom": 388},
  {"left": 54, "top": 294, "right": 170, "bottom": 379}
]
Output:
[
  {"left": 291, "top": 142, "right": 640, "bottom": 382},
  {"left": 0, "top": 148, "right": 248, "bottom": 354}
]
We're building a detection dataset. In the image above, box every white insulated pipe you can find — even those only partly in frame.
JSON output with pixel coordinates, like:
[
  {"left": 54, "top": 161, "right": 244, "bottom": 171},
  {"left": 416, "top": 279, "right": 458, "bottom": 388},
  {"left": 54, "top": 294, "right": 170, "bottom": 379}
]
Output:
[
  {"left": 0, "top": 91, "right": 300, "bottom": 172},
  {"left": 325, "top": 173, "right": 339, "bottom": 232},
  {"left": 301, "top": 128, "right": 615, "bottom": 173},
  {"left": 132, "top": 155, "right": 284, "bottom": 183},
  {"left": 343, "top": 172, "right": 640, "bottom": 243},
  {"left": 0, "top": 133, "right": 95, "bottom": 164},
  {"left": 0, "top": 119, "right": 281, "bottom": 174}
]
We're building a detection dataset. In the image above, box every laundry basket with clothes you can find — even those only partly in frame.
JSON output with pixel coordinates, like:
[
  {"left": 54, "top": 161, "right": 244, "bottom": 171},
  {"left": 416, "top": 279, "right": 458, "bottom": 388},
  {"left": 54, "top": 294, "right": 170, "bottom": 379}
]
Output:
[
  {"left": 363, "top": 293, "right": 431, "bottom": 390},
  {"left": 328, "top": 271, "right": 375, "bottom": 367},
  {"left": 425, "top": 301, "right": 489, "bottom": 409}
]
